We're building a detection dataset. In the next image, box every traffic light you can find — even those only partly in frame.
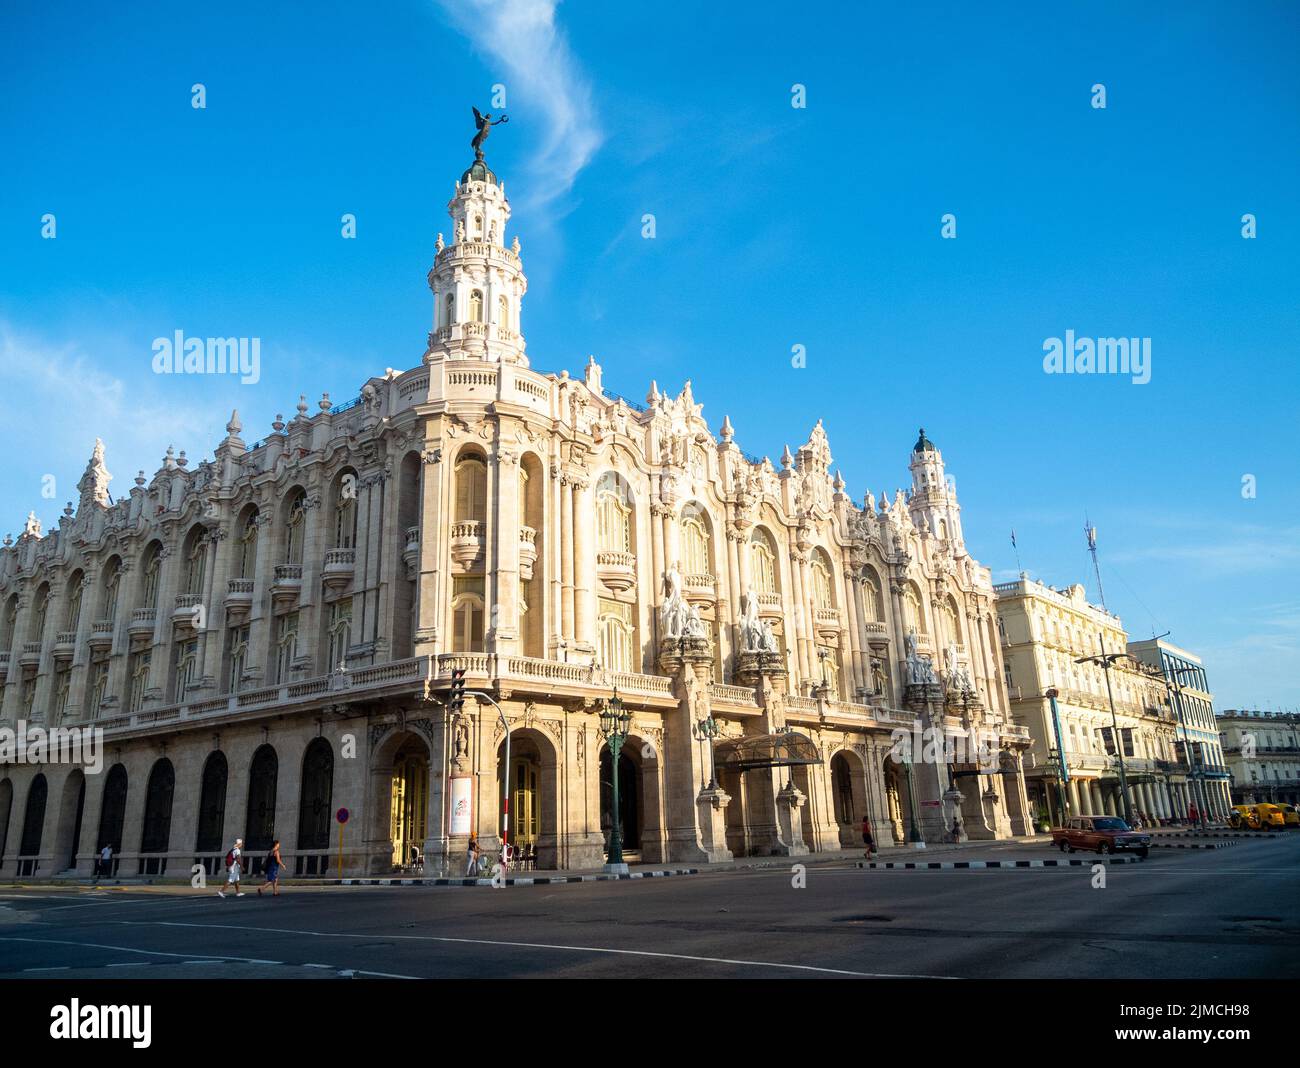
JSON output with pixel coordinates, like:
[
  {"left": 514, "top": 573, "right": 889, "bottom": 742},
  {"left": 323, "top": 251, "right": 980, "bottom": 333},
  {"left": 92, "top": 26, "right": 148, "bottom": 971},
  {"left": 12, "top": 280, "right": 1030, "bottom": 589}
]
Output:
[{"left": 448, "top": 668, "right": 467, "bottom": 713}]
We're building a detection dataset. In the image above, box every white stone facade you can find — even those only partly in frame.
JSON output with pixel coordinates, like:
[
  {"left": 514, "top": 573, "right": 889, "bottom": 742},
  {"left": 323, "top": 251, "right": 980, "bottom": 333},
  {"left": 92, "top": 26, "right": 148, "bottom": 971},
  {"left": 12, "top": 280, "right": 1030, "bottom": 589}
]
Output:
[{"left": 0, "top": 153, "right": 1032, "bottom": 879}]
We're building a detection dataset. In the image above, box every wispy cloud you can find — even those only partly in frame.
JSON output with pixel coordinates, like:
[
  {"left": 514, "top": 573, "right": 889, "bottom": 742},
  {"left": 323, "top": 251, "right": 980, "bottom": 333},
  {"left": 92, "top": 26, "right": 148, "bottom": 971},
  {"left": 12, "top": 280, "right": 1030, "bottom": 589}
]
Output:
[
  {"left": 1107, "top": 525, "right": 1300, "bottom": 576},
  {"left": 0, "top": 321, "right": 218, "bottom": 528},
  {"left": 435, "top": 0, "right": 601, "bottom": 213}
]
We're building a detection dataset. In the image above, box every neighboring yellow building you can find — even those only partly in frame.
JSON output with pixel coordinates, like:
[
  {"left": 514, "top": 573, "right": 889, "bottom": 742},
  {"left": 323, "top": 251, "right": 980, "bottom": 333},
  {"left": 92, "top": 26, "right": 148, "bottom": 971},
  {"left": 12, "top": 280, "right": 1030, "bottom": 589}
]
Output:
[
  {"left": 994, "top": 576, "right": 1190, "bottom": 826},
  {"left": 1218, "top": 709, "right": 1300, "bottom": 807}
]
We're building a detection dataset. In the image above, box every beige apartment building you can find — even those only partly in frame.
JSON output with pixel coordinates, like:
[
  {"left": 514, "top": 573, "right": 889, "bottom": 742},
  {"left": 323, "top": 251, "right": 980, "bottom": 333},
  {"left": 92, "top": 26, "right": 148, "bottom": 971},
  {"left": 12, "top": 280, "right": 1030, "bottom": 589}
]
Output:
[
  {"left": 1218, "top": 709, "right": 1300, "bottom": 807},
  {"left": 0, "top": 145, "right": 1033, "bottom": 881},
  {"left": 994, "top": 577, "right": 1214, "bottom": 825}
]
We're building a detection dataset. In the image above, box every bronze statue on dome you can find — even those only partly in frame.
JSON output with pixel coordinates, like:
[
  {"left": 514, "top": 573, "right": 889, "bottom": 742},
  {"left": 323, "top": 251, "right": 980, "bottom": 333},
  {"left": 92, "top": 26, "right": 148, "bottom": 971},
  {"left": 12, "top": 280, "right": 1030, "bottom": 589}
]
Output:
[{"left": 471, "top": 106, "right": 508, "bottom": 159}]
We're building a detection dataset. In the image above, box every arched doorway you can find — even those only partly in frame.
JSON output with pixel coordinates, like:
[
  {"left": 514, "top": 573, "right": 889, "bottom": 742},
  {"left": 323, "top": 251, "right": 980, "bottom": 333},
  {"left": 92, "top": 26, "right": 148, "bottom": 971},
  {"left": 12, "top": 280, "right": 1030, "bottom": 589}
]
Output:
[
  {"left": 367, "top": 729, "right": 431, "bottom": 875},
  {"left": 883, "top": 756, "right": 907, "bottom": 844},
  {"left": 600, "top": 746, "right": 640, "bottom": 856},
  {"left": 245, "top": 744, "right": 278, "bottom": 875},
  {"left": 195, "top": 752, "right": 228, "bottom": 875},
  {"left": 830, "top": 750, "right": 868, "bottom": 848},
  {"left": 495, "top": 729, "right": 558, "bottom": 869},
  {"left": 140, "top": 758, "right": 175, "bottom": 875},
  {"left": 297, "top": 738, "right": 334, "bottom": 875},
  {"left": 51, "top": 770, "right": 86, "bottom": 874},
  {"left": 389, "top": 738, "right": 428, "bottom": 872},
  {"left": 18, "top": 774, "right": 48, "bottom": 877},
  {"left": 0, "top": 779, "right": 13, "bottom": 869},
  {"left": 97, "top": 764, "right": 128, "bottom": 877}
]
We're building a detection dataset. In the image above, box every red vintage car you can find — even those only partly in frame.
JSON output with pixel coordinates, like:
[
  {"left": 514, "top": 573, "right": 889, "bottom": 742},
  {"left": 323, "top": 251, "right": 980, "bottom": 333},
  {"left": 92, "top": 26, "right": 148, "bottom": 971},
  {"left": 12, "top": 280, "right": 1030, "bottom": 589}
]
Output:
[{"left": 1050, "top": 816, "right": 1151, "bottom": 858}]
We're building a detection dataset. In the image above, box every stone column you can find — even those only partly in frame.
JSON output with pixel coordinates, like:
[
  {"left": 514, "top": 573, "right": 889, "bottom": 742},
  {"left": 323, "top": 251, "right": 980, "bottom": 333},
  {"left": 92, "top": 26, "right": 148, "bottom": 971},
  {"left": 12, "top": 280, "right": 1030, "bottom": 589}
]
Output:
[
  {"left": 415, "top": 446, "right": 446, "bottom": 656},
  {"left": 572, "top": 478, "right": 595, "bottom": 654},
  {"left": 491, "top": 449, "right": 521, "bottom": 655},
  {"left": 560, "top": 477, "right": 575, "bottom": 644}
]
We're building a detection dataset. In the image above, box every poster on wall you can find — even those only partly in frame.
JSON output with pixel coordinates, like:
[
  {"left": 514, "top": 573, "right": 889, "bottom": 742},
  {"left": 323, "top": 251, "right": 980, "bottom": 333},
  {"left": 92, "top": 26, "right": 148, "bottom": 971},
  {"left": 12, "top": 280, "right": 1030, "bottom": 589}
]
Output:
[{"left": 448, "top": 775, "right": 473, "bottom": 836}]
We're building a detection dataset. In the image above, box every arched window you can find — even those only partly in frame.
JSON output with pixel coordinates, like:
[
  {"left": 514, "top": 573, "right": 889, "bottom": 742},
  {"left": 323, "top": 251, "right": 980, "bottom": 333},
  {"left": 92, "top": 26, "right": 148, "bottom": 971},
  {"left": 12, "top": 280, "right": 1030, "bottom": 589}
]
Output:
[
  {"left": 227, "top": 624, "right": 250, "bottom": 694},
  {"left": 904, "top": 583, "right": 926, "bottom": 635},
  {"left": 173, "top": 638, "right": 198, "bottom": 703},
  {"left": 469, "top": 289, "right": 484, "bottom": 323},
  {"left": 274, "top": 612, "right": 299, "bottom": 683},
  {"left": 474, "top": 214, "right": 483, "bottom": 237},
  {"left": 297, "top": 739, "right": 334, "bottom": 852},
  {"left": 236, "top": 513, "right": 258, "bottom": 578},
  {"left": 497, "top": 294, "right": 510, "bottom": 330},
  {"left": 597, "top": 598, "right": 634, "bottom": 673},
  {"left": 140, "top": 544, "right": 162, "bottom": 608},
  {"left": 750, "top": 529, "right": 778, "bottom": 595},
  {"left": 327, "top": 598, "right": 352, "bottom": 670},
  {"left": 596, "top": 474, "right": 632, "bottom": 554},
  {"left": 451, "top": 580, "right": 484, "bottom": 653},
  {"left": 97, "top": 764, "right": 128, "bottom": 856},
  {"left": 245, "top": 745, "right": 279, "bottom": 854},
  {"left": 862, "top": 568, "right": 883, "bottom": 622},
  {"left": 128, "top": 649, "right": 152, "bottom": 713},
  {"left": 140, "top": 759, "right": 175, "bottom": 856},
  {"left": 195, "top": 751, "right": 228, "bottom": 855},
  {"left": 30, "top": 585, "right": 50, "bottom": 642},
  {"left": 102, "top": 559, "right": 122, "bottom": 622},
  {"left": 64, "top": 574, "right": 83, "bottom": 632},
  {"left": 810, "top": 552, "right": 834, "bottom": 610},
  {"left": 941, "top": 595, "right": 962, "bottom": 649},
  {"left": 285, "top": 493, "right": 306, "bottom": 565},
  {"left": 184, "top": 531, "right": 206, "bottom": 596},
  {"left": 19, "top": 775, "right": 47, "bottom": 859},
  {"left": 681, "top": 504, "right": 710, "bottom": 576},
  {"left": 334, "top": 476, "right": 356, "bottom": 549},
  {"left": 454, "top": 453, "right": 487, "bottom": 522},
  {"left": 1, "top": 595, "right": 18, "bottom": 649},
  {"left": 444, "top": 292, "right": 455, "bottom": 327}
]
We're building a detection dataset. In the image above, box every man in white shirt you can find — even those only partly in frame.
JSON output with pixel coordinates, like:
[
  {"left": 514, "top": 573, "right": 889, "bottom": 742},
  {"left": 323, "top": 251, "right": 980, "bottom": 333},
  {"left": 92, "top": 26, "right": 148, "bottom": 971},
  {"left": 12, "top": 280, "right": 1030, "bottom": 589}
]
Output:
[
  {"left": 217, "top": 838, "right": 245, "bottom": 898},
  {"left": 95, "top": 843, "right": 112, "bottom": 882}
]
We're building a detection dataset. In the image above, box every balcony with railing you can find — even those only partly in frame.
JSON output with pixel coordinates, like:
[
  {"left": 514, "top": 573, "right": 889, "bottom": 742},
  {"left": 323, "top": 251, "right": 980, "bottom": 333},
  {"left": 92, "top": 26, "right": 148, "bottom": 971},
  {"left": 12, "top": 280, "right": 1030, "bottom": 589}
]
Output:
[
  {"left": 450, "top": 521, "right": 485, "bottom": 567},
  {"left": 172, "top": 594, "right": 202, "bottom": 628},
  {"left": 18, "top": 640, "right": 42, "bottom": 667},
  {"left": 270, "top": 564, "right": 303, "bottom": 608},
  {"left": 224, "top": 579, "right": 254, "bottom": 618},
  {"left": 518, "top": 526, "right": 537, "bottom": 581},
  {"left": 596, "top": 550, "right": 635, "bottom": 593},
  {"left": 322, "top": 548, "right": 356, "bottom": 591},
  {"left": 682, "top": 572, "right": 715, "bottom": 605},
  {"left": 53, "top": 630, "right": 77, "bottom": 660},
  {"left": 88, "top": 619, "right": 115, "bottom": 651}
]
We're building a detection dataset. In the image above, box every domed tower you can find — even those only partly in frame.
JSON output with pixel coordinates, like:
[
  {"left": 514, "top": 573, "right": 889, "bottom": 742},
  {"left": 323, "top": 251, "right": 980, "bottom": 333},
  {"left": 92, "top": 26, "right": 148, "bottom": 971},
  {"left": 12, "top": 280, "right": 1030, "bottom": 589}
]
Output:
[
  {"left": 426, "top": 153, "right": 529, "bottom": 366},
  {"left": 907, "top": 427, "right": 964, "bottom": 549}
]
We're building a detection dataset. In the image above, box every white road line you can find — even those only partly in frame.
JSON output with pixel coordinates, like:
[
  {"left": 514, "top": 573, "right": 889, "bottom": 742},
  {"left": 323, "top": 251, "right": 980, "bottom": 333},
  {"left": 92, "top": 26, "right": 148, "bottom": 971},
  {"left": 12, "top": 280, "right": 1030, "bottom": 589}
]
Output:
[
  {"left": 0, "top": 935, "right": 277, "bottom": 967},
  {"left": 127, "top": 921, "right": 958, "bottom": 979},
  {"left": 23, "top": 965, "right": 69, "bottom": 972}
]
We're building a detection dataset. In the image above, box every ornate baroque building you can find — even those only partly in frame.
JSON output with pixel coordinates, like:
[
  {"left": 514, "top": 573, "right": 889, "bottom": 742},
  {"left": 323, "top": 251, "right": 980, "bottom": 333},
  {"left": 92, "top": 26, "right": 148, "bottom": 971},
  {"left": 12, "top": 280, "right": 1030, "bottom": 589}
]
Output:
[{"left": 0, "top": 149, "right": 1031, "bottom": 880}]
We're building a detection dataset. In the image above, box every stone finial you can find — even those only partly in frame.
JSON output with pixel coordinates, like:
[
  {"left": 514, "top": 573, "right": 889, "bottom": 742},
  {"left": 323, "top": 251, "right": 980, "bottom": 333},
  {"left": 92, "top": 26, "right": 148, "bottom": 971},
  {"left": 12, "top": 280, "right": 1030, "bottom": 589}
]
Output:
[
  {"left": 23, "top": 511, "right": 41, "bottom": 537},
  {"left": 781, "top": 445, "right": 793, "bottom": 470},
  {"left": 319, "top": 393, "right": 332, "bottom": 412},
  {"left": 135, "top": 471, "right": 146, "bottom": 488},
  {"left": 272, "top": 413, "right": 286, "bottom": 433},
  {"left": 296, "top": 394, "right": 309, "bottom": 419},
  {"left": 163, "top": 445, "right": 176, "bottom": 469},
  {"left": 226, "top": 410, "right": 242, "bottom": 436},
  {"left": 833, "top": 469, "right": 846, "bottom": 493},
  {"left": 647, "top": 380, "right": 660, "bottom": 406},
  {"left": 63, "top": 501, "right": 75, "bottom": 517},
  {"left": 77, "top": 438, "right": 112, "bottom": 510},
  {"left": 511, "top": 236, "right": 520, "bottom": 254},
  {"left": 435, "top": 232, "right": 445, "bottom": 252},
  {"left": 584, "top": 355, "right": 602, "bottom": 393},
  {"left": 720, "top": 414, "right": 734, "bottom": 443}
]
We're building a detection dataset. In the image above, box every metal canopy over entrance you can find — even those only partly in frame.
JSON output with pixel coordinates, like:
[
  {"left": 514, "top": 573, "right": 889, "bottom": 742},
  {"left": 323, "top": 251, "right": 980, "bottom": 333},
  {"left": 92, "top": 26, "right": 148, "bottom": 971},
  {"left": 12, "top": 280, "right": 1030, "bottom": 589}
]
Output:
[{"left": 713, "top": 732, "right": 821, "bottom": 772}]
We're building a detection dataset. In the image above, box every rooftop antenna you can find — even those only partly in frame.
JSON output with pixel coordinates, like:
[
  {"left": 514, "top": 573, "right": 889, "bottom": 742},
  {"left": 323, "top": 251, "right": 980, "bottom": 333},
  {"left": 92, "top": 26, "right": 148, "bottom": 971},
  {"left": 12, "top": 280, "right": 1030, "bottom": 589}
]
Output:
[{"left": 1085, "top": 517, "right": 1106, "bottom": 610}]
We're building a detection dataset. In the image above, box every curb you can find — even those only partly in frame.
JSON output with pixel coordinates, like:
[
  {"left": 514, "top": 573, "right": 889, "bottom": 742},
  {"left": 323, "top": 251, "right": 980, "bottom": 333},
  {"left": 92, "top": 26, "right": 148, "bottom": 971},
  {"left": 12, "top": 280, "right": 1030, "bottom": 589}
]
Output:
[
  {"left": 1149, "top": 832, "right": 1281, "bottom": 839},
  {"left": 328, "top": 868, "right": 699, "bottom": 887},
  {"left": 1149, "top": 840, "right": 1236, "bottom": 850},
  {"left": 856, "top": 856, "right": 1145, "bottom": 869}
]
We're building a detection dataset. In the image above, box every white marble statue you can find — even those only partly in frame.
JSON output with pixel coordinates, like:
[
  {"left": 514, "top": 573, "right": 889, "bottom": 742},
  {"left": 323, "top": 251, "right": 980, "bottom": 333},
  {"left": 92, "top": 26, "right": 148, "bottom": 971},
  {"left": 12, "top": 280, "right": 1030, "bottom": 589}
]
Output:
[{"left": 740, "top": 591, "right": 777, "bottom": 653}]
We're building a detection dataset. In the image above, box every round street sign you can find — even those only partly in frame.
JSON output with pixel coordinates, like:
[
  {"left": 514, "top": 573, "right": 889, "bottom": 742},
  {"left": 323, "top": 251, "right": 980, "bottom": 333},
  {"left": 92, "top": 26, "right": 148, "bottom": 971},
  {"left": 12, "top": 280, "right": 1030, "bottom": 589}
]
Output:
[{"left": 336, "top": 807, "right": 350, "bottom": 825}]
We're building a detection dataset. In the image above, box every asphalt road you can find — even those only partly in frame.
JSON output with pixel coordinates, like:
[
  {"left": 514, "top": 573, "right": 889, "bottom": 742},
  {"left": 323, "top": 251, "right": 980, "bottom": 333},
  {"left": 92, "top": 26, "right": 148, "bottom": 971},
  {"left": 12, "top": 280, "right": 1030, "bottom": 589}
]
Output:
[{"left": 2, "top": 837, "right": 1297, "bottom": 979}]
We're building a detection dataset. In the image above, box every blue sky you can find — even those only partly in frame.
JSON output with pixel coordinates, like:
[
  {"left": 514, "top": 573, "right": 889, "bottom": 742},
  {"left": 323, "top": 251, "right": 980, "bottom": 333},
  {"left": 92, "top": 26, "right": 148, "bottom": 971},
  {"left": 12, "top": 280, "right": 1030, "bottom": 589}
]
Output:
[{"left": 1, "top": 0, "right": 1297, "bottom": 707}]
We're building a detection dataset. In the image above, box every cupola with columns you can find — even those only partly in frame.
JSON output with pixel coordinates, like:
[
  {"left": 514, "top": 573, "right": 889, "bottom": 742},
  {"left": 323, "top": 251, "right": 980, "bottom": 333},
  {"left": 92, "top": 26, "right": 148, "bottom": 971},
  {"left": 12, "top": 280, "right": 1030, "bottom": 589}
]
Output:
[
  {"left": 425, "top": 154, "right": 529, "bottom": 366},
  {"left": 907, "top": 427, "right": 965, "bottom": 549}
]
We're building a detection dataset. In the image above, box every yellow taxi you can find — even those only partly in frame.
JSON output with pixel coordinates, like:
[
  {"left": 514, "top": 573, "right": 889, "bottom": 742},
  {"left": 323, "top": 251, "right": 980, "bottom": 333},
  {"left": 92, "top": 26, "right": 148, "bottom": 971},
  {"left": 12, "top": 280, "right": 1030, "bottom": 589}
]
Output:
[
  {"left": 1252, "top": 803, "right": 1287, "bottom": 828},
  {"left": 1275, "top": 803, "right": 1300, "bottom": 828}
]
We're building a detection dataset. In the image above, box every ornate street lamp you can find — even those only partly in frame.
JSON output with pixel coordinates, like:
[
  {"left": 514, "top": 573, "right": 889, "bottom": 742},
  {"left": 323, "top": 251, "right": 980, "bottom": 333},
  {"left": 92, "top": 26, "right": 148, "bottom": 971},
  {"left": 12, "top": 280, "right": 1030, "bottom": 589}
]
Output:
[
  {"left": 695, "top": 714, "right": 721, "bottom": 789},
  {"left": 599, "top": 687, "right": 633, "bottom": 874}
]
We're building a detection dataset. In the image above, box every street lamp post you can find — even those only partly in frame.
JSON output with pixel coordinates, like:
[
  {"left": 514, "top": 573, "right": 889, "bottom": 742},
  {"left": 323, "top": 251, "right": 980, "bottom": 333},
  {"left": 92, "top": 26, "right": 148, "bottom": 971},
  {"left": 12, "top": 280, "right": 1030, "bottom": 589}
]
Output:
[
  {"left": 599, "top": 687, "right": 632, "bottom": 875},
  {"left": 695, "top": 715, "right": 720, "bottom": 790},
  {"left": 903, "top": 758, "right": 925, "bottom": 846},
  {"left": 1075, "top": 635, "right": 1134, "bottom": 825}
]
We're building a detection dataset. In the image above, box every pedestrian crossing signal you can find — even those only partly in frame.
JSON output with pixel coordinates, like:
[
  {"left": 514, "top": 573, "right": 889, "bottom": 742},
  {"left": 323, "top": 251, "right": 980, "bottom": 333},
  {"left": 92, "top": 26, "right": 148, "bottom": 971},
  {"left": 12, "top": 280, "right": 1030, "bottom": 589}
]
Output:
[{"left": 449, "top": 668, "right": 467, "bottom": 712}]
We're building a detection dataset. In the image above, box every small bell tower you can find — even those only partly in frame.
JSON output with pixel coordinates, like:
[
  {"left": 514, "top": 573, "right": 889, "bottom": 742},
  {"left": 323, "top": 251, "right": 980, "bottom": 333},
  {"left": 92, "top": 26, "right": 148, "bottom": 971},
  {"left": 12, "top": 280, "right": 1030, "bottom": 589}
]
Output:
[{"left": 907, "top": 428, "right": 964, "bottom": 549}]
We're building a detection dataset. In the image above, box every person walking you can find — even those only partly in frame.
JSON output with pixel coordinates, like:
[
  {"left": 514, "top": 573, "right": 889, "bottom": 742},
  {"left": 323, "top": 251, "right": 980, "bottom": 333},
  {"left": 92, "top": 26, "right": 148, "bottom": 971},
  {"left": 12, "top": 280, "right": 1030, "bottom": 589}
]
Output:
[
  {"left": 466, "top": 832, "right": 480, "bottom": 876},
  {"left": 257, "top": 840, "right": 285, "bottom": 897},
  {"left": 217, "top": 837, "right": 244, "bottom": 898},
  {"left": 861, "top": 814, "right": 876, "bottom": 858},
  {"left": 94, "top": 843, "right": 113, "bottom": 883}
]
